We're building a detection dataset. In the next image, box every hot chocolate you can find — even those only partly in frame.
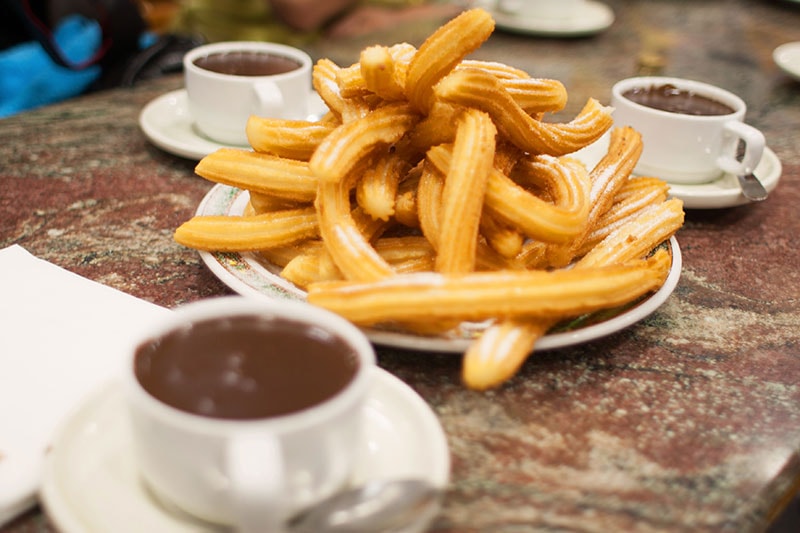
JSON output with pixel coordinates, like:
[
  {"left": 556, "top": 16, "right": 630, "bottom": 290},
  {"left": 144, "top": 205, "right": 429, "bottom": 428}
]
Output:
[
  {"left": 622, "top": 84, "right": 735, "bottom": 116},
  {"left": 134, "top": 315, "right": 359, "bottom": 420},
  {"left": 193, "top": 51, "right": 301, "bottom": 77}
]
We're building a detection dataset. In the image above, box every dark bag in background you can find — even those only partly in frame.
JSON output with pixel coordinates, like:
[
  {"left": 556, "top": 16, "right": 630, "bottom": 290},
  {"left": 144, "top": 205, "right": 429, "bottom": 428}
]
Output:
[
  {"left": 1, "top": 0, "right": 145, "bottom": 79},
  {"left": 0, "top": 0, "right": 203, "bottom": 110}
]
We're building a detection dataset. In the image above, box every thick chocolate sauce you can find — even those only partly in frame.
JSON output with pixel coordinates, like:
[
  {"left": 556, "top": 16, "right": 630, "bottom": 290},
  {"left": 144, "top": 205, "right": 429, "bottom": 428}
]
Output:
[
  {"left": 623, "top": 84, "right": 735, "bottom": 116},
  {"left": 194, "top": 51, "right": 301, "bottom": 76},
  {"left": 134, "top": 316, "right": 358, "bottom": 420}
]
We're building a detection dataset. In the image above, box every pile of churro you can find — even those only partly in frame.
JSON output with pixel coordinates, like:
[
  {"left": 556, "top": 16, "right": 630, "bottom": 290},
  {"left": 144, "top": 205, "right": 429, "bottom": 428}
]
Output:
[{"left": 175, "top": 8, "right": 685, "bottom": 390}]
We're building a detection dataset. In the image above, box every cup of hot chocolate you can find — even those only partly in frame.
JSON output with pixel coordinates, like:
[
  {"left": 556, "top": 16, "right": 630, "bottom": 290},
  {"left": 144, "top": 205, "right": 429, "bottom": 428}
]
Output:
[
  {"left": 611, "top": 76, "right": 765, "bottom": 184},
  {"left": 184, "top": 41, "right": 313, "bottom": 145},
  {"left": 124, "top": 296, "right": 375, "bottom": 530}
]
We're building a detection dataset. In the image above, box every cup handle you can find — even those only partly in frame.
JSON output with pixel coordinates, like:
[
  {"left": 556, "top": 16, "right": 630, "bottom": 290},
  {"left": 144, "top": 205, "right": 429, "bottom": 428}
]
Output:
[
  {"left": 717, "top": 121, "right": 765, "bottom": 175},
  {"left": 253, "top": 80, "right": 285, "bottom": 118},
  {"left": 226, "top": 432, "right": 286, "bottom": 533}
]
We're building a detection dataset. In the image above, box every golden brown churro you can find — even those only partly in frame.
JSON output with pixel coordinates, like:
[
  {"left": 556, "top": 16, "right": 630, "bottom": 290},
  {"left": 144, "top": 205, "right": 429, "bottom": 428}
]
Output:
[
  {"left": 434, "top": 109, "right": 496, "bottom": 274},
  {"left": 195, "top": 148, "right": 318, "bottom": 203},
  {"left": 405, "top": 8, "right": 495, "bottom": 113},
  {"left": 246, "top": 117, "right": 336, "bottom": 160},
  {"left": 309, "top": 102, "right": 420, "bottom": 184},
  {"left": 307, "top": 251, "right": 671, "bottom": 325},
  {"left": 175, "top": 8, "right": 685, "bottom": 392},
  {"left": 174, "top": 207, "right": 319, "bottom": 252}
]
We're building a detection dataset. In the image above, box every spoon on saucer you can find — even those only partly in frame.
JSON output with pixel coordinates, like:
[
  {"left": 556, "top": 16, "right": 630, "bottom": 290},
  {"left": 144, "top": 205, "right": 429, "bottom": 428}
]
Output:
[
  {"left": 286, "top": 478, "right": 442, "bottom": 533},
  {"left": 737, "top": 170, "right": 768, "bottom": 202},
  {"left": 735, "top": 143, "right": 768, "bottom": 202}
]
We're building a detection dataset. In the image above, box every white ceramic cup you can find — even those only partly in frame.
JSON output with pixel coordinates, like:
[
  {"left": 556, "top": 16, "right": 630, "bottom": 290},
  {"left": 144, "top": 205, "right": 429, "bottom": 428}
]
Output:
[
  {"left": 499, "top": 0, "right": 586, "bottom": 19},
  {"left": 124, "top": 296, "right": 375, "bottom": 532},
  {"left": 184, "top": 41, "right": 313, "bottom": 146},
  {"left": 611, "top": 76, "right": 766, "bottom": 184}
]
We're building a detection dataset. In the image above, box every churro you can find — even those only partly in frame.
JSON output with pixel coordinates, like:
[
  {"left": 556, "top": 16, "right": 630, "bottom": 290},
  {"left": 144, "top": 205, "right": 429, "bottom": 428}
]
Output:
[
  {"left": 360, "top": 45, "right": 406, "bottom": 102},
  {"left": 426, "top": 146, "right": 590, "bottom": 243},
  {"left": 405, "top": 8, "right": 495, "bottom": 113},
  {"left": 175, "top": 8, "right": 685, "bottom": 392},
  {"left": 434, "top": 109, "right": 496, "bottom": 273},
  {"left": 435, "top": 68, "right": 613, "bottom": 155},
  {"left": 307, "top": 250, "right": 671, "bottom": 325},
  {"left": 309, "top": 102, "right": 420, "bottom": 184},
  {"left": 315, "top": 179, "right": 395, "bottom": 282},
  {"left": 195, "top": 148, "right": 318, "bottom": 203},
  {"left": 246, "top": 117, "right": 336, "bottom": 160},
  {"left": 174, "top": 207, "right": 318, "bottom": 252}
]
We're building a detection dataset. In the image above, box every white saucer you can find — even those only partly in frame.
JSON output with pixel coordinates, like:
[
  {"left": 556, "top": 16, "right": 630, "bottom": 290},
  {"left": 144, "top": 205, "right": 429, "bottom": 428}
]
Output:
[
  {"left": 573, "top": 135, "right": 783, "bottom": 209},
  {"left": 139, "top": 89, "right": 329, "bottom": 160},
  {"left": 490, "top": 1, "right": 614, "bottom": 37},
  {"left": 773, "top": 41, "right": 800, "bottom": 81},
  {"left": 39, "top": 369, "right": 449, "bottom": 533}
]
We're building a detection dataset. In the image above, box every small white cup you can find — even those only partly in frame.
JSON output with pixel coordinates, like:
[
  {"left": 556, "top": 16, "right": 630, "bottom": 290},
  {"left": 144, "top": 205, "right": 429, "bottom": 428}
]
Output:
[
  {"left": 499, "top": 0, "right": 586, "bottom": 19},
  {"left": 184, "top": 41, "right": 313, "bottom": 146},
  {"left": 125, "top": 296, "right": 375, "bottom": 531},
  {"left": 611, "top": 76, "right": 766, "bottom": 184}
]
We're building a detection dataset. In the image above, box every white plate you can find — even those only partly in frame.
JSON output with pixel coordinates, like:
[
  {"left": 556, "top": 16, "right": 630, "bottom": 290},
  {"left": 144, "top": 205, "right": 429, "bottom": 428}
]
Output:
[
  {"left": 138, "top": 89, "right": 328, "bottom": 160},
  {"left": 773, "top": 41, "right": 800, "bottom": 81},
  {"left": 490, "top": 0, "right": 614, "bottom": 37},
  {"left": 39, "top": 368, "right": 449, "bottom": 533},
  {"left": 573, "top": 135, "right": 783, "bottom": 209},
  {"left": 193, "top": 184, "right": 681, "bottom": 353}
]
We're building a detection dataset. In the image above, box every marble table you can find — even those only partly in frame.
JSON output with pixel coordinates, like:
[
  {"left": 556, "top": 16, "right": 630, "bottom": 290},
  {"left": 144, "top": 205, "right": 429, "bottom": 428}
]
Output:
[{"left": 1, "top": 0, "right": 799, "bottom": 531}]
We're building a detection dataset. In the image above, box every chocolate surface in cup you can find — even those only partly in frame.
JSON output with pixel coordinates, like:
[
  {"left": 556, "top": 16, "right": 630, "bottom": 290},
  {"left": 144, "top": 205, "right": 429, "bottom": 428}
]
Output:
[
  {"left": 622, "top": 84, "right": 735, "bottom": 116},
  {"left": 134, "top": 315, "right": 359, "bottom": 420},
  {"left": 193, "top": 51, "right": 301, "bottom": 76}
]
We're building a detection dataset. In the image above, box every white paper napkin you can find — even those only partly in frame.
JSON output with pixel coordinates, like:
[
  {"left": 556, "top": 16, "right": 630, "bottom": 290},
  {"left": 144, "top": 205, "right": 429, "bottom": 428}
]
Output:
[{"left": 0, "top": 245, "right": 172, "bottom": 526}]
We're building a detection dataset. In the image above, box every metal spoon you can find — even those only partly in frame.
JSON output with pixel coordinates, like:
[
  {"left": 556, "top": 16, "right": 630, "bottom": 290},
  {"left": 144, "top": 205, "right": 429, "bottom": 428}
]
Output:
[
  {"left": 736, "top": 171, "right": 768, "bottom": 202},
  {"left": 287, "top": 479, "right": 442, "bottom": 533},
  {"left": 735, "top": 142, "right": 768, "bottom": 202}
]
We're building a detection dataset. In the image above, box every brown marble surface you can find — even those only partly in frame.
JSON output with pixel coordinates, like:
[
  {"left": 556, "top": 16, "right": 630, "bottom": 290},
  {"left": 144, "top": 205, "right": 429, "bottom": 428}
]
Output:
[{"left": 2, "top": 0, "right": 799, "bottom": 531}]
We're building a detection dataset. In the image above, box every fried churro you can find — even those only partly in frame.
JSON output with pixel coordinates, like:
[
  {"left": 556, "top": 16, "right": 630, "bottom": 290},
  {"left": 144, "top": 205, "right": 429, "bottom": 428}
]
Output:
[
  {"left": 175, "top": 207, "right": 318, "bottom": 252},
  {"left": 405, "top": 8, "right": 495, "bottom": 113},
  {"left": 175, "top": 8, "right": 685, "bottom": 392},
  {"left": 307, "top": 251, "right": 671, "bottom": 325},
  {"left": 195, "top": 148, "right": 318, "bottom": 203},
  {"left": 309, "top": 102, "right": 420, "bottom": 184},
  {"left": 436, "top": 68, "right": 613, "bottom": 155}
]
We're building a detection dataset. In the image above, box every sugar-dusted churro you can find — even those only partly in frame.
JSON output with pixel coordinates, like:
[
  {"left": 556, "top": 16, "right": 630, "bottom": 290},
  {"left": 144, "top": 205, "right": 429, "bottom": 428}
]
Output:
[
  {"left": 462, "top": 198, "right": 683, "bottom": 390},
  {"left": 356, "top": 147, "right": 415, "bottom": 221},
  {"left": 313, "top": 58, "right": 371, "bottom": 123},
  {"left": 462, "top": 320, "right": 550, "bottom": 391},
  {"left": 246, "top": 117, "right": 336, "bottom": 160},
  {"left": 174, "top": 207, "right": 319, "bottom": 252},
  {"left": 575, "top": 176, "right": 670, "bottom": 257},
  {"left": 426, "top": 146, "right": 591, "bottom": 243},
  {"left": 316, "top": 179, "right": 395, "bottom": 282},
  {"left": 543, "top": 126, "right": 645, "bottom": 267},
  {"left": 309, "top": 102, "right": 420, "bottom": 184},
  {"left": 360, "top": 45, "right": 406, "bottom": 102},
  {"left": 195, "top": 148, "right": 318, "bottom": 203},
  {"left": 308, "top": 250, "right": 671, "bottom": 325},
  {"left": 435, "top": 68, "right": 613, "bottom": 155},
  {"left": 577, "top": 198, "right": 684, "bottom": 268},
  {"left": 405, "top": 8, "right": 495, "bottom": 113},
  {"left": 435, "top": 109, "right": 496, "bottom": 273}
]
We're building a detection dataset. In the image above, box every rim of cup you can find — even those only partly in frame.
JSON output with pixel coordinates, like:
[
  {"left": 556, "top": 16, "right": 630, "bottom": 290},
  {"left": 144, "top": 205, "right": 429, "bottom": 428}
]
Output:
[
  {"left": 183, "top": 41, "right": 312, "bottom": 81},
  {"left": 125, "top": 296, "right": 376, "bottom": 433},
  {"left": 611, "top": 76, "right": 746, "bottom": 120}
]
